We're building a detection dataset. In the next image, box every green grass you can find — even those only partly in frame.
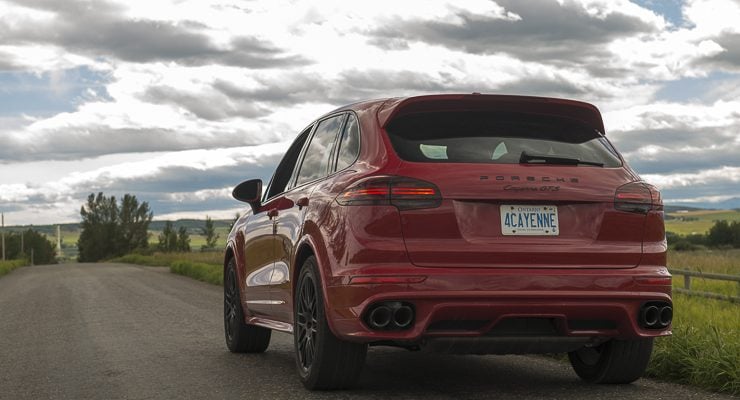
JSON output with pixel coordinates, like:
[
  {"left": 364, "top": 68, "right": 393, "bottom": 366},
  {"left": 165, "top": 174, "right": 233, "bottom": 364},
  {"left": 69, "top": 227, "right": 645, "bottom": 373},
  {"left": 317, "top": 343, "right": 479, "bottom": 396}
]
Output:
[
  {"left": 669, "top": 249, "right": 740, "bottom": 275},
  {"left": 112, "top": 252, "right": 223, "bottom": 285},
  {"left": 0, "top": 259, "right": 27, "bottom": 278},
  {"left": 648, "top": 294, "right": 740, "bottom": 395},
  {"left": 665, "top": 209, "right": 740, "bottom": 235},
  {"left": 668, "top": 249, "right": 740, "bottom": 298},
  {"left": 169, "top": 261, "right": 223, "bottom": 285}
]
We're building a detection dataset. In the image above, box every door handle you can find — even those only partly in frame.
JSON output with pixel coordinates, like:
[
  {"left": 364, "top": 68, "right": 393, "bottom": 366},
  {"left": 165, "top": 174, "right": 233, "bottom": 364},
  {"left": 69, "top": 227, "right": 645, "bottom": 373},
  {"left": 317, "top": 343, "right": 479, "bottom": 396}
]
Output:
[
  {"left": 297, "top": 197, "right": 309, "bottom": 210},
  {"left": 267, "top": 208, "right": 279, "bottom": 219}
]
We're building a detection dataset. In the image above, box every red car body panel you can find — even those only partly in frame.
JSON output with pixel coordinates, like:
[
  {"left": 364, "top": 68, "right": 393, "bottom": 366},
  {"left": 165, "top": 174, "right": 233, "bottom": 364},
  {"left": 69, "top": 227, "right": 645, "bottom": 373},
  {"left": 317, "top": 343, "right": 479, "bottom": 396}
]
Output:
[{"left": 226, "top": 94, "right": 671, "bottom": 352}]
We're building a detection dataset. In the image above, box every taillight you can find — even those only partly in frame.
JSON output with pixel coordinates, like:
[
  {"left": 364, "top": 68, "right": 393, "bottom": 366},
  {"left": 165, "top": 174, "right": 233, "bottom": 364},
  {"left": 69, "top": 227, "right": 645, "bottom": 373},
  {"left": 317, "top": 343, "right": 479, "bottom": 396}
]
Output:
[
  {"left": 614, "top": 182, "right": 663, "bottom": 213},
  {"left": 336, "top": 176, "right": 442, "bottom": 210}
]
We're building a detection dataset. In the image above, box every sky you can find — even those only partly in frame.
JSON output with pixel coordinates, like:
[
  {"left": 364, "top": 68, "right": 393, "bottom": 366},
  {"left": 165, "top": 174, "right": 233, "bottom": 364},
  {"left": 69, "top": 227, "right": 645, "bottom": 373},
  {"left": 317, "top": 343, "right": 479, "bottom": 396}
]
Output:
[{"left": 0, "top": 0, "right": 739, "bottom": 225}]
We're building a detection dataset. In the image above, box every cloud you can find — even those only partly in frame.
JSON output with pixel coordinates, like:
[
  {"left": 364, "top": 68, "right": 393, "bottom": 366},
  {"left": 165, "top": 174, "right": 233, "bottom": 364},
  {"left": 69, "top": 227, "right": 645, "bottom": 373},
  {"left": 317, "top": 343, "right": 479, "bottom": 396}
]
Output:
[
  {"left": 366, "top": 0, "right": 662, "bottom": 69},
  {"left": 642, "top": 166, "right": 740, "bottom": 190},
  {"left": 0, "top": 0, "right": 308, "bottom": 69},
  {"left": 2, "top": 0, "right": 740, "bottom": 225},
  {"left": 699, "top": 33, "right": 740, "bottom": 71},
  {"left": 143, "top": 85, "right": 268, "bottom": 121},
  {"left": 0, "top": 143, "right": 287, "bottom": 224}
]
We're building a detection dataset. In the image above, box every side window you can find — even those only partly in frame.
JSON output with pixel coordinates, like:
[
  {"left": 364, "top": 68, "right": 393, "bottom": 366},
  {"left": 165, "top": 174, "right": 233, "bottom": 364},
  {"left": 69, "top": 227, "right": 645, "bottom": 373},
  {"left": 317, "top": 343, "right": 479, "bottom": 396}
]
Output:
[
  {"left": 295, "top": 115, "right": 345, "bottom": 186},
  {"left": 335, "top": 114, "right": 360, "bottom": 171},
  {"left": 264, "top": 127, "right": 313, "bottom": 201}
]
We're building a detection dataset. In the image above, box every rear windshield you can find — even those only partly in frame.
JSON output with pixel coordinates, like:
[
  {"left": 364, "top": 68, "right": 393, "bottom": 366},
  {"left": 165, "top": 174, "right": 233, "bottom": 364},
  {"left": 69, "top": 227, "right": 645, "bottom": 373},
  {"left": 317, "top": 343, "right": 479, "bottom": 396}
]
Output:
[{"left": 385, "top": 111, "right": 622, "bottom": 167}]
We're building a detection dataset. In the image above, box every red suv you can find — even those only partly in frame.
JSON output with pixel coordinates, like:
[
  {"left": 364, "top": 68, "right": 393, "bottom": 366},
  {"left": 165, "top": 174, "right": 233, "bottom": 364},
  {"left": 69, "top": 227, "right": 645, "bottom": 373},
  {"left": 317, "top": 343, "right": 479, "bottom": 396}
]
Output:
[{"left": 224, "top": 94, "right": 671, "bottom": 390}]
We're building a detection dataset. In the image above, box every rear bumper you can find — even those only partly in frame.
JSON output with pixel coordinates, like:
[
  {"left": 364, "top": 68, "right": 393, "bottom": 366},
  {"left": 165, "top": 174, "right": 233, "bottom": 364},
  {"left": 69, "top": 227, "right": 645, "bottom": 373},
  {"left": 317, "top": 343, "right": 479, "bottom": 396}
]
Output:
[{"left": 324, "top": 265, "right": 672, "bottom": 346}]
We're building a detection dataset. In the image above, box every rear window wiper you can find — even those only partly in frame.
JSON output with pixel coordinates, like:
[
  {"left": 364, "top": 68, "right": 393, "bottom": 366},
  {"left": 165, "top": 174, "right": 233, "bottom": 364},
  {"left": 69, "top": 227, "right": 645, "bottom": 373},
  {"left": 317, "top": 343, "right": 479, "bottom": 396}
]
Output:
[{"left": 519, "top": 151, "right": 604, "bottom": 167}]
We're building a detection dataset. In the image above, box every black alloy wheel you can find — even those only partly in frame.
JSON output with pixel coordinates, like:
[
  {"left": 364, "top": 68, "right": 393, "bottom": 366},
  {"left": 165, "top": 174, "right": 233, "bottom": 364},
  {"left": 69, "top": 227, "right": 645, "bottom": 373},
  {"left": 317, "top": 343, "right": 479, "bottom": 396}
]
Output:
[
  {"left": 296, "top": 271, "right": 319, "bottom": 371},
  {"left": 294, "top": 256, "right": 367, "bottom": 390}
]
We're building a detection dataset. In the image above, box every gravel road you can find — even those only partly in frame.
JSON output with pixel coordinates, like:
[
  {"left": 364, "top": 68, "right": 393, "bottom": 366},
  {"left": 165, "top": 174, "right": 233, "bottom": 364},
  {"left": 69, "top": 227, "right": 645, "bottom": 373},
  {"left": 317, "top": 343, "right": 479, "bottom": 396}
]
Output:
[{"left": 0, "top": 263, "right": 734, "bottom": 400}]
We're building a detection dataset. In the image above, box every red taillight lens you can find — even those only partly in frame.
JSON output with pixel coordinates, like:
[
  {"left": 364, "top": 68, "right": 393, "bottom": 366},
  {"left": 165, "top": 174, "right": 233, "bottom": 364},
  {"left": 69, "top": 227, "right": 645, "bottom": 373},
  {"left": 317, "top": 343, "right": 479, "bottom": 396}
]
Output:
[
  {"left": 615, "top": 182, "right": 662, "bottom": 213},
  {"left": 337, "top": 176, "right": 442, "bottom": 210}
]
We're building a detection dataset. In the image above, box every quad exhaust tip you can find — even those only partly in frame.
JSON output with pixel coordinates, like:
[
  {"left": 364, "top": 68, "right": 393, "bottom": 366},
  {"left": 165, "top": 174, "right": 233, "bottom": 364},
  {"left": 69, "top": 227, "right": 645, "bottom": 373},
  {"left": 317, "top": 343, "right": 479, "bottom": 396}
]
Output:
[
  {"left": 366, "top": 302, "right": 415, "bottom": 330},
  {"left": 639, "top": 302, "right": 672, "bottom": 329}
]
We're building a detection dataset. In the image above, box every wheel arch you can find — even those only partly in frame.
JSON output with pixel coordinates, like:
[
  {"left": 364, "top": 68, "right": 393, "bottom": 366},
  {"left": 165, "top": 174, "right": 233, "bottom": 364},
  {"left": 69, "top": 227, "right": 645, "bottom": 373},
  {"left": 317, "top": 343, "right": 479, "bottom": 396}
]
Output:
[
  {"left": 292, "top": 234, "right": 343, "bottom": 338},
  {"left": 224, "top": 240, "right": 250, "bottom": 320}
]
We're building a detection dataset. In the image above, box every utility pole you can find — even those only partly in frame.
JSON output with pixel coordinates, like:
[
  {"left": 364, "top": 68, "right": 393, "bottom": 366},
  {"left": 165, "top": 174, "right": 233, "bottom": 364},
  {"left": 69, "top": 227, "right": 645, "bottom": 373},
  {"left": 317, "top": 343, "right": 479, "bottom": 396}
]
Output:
[
  {"left": 56, "top": 225, "right": 62, "bottom": 260},
  {"left": 1, "top": 213, "right": 5, "bottom": 261},
  {"left": 21, "top": 230, "right": 24, "bottom": 255}
]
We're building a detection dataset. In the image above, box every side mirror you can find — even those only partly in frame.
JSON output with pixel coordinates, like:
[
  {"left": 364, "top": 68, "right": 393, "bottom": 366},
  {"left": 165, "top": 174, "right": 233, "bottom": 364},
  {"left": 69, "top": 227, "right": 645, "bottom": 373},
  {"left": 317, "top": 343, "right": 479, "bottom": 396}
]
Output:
[{"left": 232, "top": 179, "right": 262, "bottom": 213}]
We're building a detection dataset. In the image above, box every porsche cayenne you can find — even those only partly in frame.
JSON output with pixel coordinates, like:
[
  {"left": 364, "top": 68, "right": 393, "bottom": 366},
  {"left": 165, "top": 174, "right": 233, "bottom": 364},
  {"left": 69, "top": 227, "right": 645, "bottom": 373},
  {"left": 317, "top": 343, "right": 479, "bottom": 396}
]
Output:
[{"left": 223, "top": 94, "right": 671, "bottom": 390}]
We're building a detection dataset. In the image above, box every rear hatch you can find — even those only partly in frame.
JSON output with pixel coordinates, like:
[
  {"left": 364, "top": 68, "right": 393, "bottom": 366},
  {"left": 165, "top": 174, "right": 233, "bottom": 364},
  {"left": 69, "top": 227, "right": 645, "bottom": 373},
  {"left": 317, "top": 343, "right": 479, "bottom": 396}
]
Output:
[{"left": 383, "top": 103, "right": 644, "bottom": 269}]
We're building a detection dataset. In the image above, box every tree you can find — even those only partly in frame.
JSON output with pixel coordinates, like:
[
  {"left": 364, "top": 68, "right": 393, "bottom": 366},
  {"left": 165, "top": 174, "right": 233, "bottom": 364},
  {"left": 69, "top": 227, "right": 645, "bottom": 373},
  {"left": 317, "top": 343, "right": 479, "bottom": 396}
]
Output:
[
  {"left": 177, "top": 226, "right": 191, "bottom": 252},
  {"left": 78, "top": 193, "right": 120, "bottom": 262},
  {"left": 200, "top": 216, "right": 220, "bottom": 251},
  {"left": 157, "top": 222, "right": 190, "bottom": 252},
  {"left": 78, "top": 192, "right": 152, "bottom": 262},
  {"left": 4, "top": 229, "right": 56, "bottom": 264},
  {"left": 158, "top": 221, "right": 178, "bottom": 252},
  {"left": 118, "top": 194, "right": 153, "bottom": 254}
]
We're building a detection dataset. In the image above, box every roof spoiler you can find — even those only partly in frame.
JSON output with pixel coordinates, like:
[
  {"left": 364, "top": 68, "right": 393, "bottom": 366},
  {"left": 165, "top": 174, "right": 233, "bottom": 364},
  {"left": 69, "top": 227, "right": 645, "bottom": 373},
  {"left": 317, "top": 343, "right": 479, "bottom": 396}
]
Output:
[{"left": 377, "top": 94, "right": 606, "bottom": 134}]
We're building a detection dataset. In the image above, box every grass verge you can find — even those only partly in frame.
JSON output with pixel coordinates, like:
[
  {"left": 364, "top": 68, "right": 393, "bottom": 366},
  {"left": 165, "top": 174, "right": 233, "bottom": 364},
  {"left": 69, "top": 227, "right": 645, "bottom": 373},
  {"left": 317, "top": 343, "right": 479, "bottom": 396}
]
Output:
[
  {"left": 112, "top": 252, "right": 223, "bottom": 285},
  {"left": 0, "top": 259, "right": 27, "bottom": 278},
  {"left": 648, "top": 294, "right": 739, "bottom": 395}
]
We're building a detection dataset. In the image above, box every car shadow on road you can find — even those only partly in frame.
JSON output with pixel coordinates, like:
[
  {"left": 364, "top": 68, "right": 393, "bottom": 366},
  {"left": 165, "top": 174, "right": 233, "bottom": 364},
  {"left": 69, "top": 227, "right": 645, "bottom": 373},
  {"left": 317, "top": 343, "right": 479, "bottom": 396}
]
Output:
[{"left": 217, "top": 338, "right": 660, "bottom": 400}]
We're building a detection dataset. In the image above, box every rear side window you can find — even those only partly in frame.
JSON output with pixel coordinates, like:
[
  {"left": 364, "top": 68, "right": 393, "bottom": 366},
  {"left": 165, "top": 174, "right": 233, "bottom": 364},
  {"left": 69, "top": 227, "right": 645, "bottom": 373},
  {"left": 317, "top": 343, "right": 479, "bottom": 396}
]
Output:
[
  {"left": 386, "top": 112, "right": 622, "bottom": 167},
  {"left": 335, "top": 114, "right": 360, "bottom": 171},
  {"left": 296, "top": 114, "right": 345, "bottom": 186}
]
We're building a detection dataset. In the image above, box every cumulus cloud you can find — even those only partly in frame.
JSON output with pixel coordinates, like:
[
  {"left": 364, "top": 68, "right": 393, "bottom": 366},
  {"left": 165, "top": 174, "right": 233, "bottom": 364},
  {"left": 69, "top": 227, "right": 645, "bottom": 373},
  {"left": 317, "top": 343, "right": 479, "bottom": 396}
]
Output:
[
  {"left": 642, "top": 166, "right": 740, "bottom": 189},
  {"left": 366, "top": 0, "right": 663, "bottom": 70},
  {"left": 1, "top": 0, "right": 740, "bottom": 223},
  {"left": 0, "top": 0, "right": 308, "bottom": 69}
]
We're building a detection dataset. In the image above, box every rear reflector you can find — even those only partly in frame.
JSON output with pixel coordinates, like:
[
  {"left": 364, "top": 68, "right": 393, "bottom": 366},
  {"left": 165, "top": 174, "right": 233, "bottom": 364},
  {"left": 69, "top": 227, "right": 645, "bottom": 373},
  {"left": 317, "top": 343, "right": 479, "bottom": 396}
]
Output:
[
  {"left": 614, "top": 182, "right": 662, "bottom": 213},
  {"left": 349, "top": 275, "right": 427, "bottom": 285},
  {"left": 337, "top": 176, "right": 442, "bottom": 210},
  {"left": 635, "top": 276, "right": 672, "bottom": 286}
]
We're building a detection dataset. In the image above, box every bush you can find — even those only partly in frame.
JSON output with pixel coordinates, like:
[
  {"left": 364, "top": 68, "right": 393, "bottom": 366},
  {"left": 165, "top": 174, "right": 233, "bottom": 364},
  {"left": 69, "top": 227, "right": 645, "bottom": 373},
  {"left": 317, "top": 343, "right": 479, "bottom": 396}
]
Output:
[
  {"left": 169, "top": 261, "right": 223, "bottom": 285},
  {"left": 0, "top": 259, "right": 27, "bottom": 277},
  {"left": 3, "top": 230, "right": 56, "bottom": 264},
  {"left": 111, "top": 252, "right": 223, "bottom": 285}
]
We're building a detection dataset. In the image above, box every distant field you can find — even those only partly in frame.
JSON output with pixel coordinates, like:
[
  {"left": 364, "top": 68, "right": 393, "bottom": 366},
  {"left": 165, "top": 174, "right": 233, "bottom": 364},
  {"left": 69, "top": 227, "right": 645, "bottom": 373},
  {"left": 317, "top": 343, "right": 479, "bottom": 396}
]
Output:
[
  {"left": 669, "top": 249, "right": 740, "bottom": 275},
  {"left": 665, "top": 209, "right": 740, "bottom": 235},
  {"left": 53, "top": 221, "right": 231, "bottom": 260}
]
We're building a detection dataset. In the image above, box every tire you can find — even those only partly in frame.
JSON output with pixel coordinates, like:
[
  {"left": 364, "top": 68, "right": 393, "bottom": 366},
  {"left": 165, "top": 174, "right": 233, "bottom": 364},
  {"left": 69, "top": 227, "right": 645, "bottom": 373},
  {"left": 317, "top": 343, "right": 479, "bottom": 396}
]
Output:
[
  {"left": 294, "top": 256, "right": 367, "bottom": 390},
  {"left": 224, "top": 258, "right": 271, "bottom": 353},
  {"left": 568, "top": 338, "right": 654, "bottom": 384}
]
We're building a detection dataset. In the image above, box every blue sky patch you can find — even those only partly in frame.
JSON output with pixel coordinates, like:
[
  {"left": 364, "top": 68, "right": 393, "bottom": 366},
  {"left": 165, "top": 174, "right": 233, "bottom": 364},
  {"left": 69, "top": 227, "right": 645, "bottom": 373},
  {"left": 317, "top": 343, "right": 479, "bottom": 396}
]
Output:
[
  {"left": 0, "top": 66, "right": 112, "bottom": 117},
  {"left": 631, "top": 0, "right": 687, "bottom": 28},
  {"left": 654, "top": 71, "right": 738, "bottom": 102}
]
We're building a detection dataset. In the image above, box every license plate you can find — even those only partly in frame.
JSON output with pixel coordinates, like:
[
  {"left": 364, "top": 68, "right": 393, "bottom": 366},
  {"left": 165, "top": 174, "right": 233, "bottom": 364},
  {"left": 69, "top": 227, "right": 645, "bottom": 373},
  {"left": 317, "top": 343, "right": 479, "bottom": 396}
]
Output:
[{"left": 500, "top": 205, "right": 559, "bottom": 236}]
